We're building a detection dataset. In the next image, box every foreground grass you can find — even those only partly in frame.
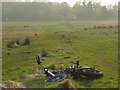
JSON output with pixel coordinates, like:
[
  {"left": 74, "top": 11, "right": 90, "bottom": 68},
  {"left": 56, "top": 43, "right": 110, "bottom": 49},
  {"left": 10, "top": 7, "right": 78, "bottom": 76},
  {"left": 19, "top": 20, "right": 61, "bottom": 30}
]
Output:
[{"left": 2, "top": 20, "right": 118, "bottom": 88}]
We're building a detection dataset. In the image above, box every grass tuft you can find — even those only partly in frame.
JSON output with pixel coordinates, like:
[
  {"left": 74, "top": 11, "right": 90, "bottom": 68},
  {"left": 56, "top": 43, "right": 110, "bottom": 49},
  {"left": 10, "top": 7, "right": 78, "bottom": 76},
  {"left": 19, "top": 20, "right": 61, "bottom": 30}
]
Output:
[
  {"left": 24, "top": 38, "right": 30, "bottom": 45},
  {"left": 41, "top": 48, "right": 48, "bottom": 57}
]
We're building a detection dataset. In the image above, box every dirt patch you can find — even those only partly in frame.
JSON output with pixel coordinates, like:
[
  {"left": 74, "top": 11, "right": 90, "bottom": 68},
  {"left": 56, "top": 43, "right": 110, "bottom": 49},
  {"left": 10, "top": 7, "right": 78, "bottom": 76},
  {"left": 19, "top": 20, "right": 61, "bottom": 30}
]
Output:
[
  {"left": 25, "top": 73, "right": 41, "bottom": 79},
  {"left": 25, "top": 75, "right": 35, "bottom": 79},
  {"left": 58, "top": 79, "right": 76, "bottom": 89},
  {"left": 25, "top": 70, "right": 42, "bottom": 79},
  {"left": 0, "top": 81, "right": 25, "bottom": 88}
]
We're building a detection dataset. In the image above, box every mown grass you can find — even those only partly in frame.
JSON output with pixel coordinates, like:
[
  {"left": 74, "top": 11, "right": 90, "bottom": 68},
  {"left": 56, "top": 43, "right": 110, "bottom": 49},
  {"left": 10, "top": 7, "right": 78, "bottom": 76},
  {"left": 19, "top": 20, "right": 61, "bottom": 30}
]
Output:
[{"left": 2, "top": 20, "right": 118, "bottom": 88}]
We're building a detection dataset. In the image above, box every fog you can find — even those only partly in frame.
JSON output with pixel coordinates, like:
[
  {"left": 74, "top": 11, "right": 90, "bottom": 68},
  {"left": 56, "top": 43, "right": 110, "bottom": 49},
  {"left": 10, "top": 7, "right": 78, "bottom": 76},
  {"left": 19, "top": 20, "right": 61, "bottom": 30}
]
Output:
[{"left": 2, "top": 1, "right": 118, "bottom": 22}]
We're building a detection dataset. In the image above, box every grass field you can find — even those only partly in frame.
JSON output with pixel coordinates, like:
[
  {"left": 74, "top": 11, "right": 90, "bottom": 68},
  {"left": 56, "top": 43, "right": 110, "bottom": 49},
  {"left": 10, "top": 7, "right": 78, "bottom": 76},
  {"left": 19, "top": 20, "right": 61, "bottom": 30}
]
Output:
[{"left": 2, "top": 20, "right": 118, "bottom": 88}]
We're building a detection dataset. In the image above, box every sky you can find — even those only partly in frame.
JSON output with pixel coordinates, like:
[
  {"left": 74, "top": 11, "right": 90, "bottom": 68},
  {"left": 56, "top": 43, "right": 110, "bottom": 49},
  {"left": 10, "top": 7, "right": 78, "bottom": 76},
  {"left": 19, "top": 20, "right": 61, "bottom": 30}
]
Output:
[
  {"left": 2, "top": 0, "right": 119, "bottom": 7},
  {"left": 49, "top": 0, "right": 119, "bottom": 7}
]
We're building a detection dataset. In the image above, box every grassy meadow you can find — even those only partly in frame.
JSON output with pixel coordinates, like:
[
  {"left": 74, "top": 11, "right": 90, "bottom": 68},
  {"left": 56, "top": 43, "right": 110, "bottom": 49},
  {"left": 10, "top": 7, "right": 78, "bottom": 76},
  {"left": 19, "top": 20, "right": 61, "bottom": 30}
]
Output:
[{"left": 2, "top": 20, "right": 118, "bottom": 88}]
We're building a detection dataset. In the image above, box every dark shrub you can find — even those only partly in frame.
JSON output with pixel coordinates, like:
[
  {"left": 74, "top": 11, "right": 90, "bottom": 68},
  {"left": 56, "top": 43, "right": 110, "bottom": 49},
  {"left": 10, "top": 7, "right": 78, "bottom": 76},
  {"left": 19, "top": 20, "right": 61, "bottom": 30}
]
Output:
[
  {"left": 16, "top": 40, "right": 20, "bottom": 45},
  {"left": 97, "top": 26, "right": 102, "bottom": 28},
  {"left": 24, "top": 38, "right": 30, "bottom": 45},
  {"left": 7, "top": 41, "right": 14, "bottom": 48},
  {"left": 102, "top": 26, "right": 106, "bottom": 28},
  {"left": 35, "top": 33, "right": 37, "bottom": 36},
  {"left": 24, "top": 25, "right": 29, "bottom": 28},
  {"left": 109, "top": 26, "right": 112, "bottom": 28}
]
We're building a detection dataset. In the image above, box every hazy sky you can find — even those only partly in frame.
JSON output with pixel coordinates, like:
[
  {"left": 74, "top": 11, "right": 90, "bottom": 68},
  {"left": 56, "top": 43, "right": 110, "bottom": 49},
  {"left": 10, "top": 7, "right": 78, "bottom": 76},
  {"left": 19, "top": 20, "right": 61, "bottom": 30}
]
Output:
[
  {"left": 2, "top": 0, "right": 119, "bottom": 7},
  {"left": 49, "top": 0, "right": 119, "bottom": 6}
]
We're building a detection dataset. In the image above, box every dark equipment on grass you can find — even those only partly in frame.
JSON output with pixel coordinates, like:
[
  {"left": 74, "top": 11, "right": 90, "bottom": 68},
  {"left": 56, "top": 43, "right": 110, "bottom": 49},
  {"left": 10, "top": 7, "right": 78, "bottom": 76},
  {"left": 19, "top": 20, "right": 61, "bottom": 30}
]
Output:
[{"left": 36, "top": 55, "right": 103, "bottom": 82}]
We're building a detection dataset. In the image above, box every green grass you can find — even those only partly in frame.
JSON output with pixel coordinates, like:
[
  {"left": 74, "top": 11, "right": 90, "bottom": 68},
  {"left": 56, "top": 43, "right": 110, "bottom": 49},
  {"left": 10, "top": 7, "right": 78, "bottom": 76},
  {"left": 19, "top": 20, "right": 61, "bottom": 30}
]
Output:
[{"left": 2, "top": 20, "right": 118, "bottom": 88}]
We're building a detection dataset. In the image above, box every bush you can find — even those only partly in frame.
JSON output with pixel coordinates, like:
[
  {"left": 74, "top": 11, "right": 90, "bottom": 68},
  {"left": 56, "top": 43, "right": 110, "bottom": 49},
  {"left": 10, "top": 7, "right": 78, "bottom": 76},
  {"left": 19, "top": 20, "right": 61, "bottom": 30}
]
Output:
[
  {"left": 41, "top": 48, "right": 48, "bottom": 57},
  {"left": 24, "top": 38, "right": 30, "bottom": 45},
  {"left": 35, "top": 33, "right": 37, "bottom": 36},
  {"left": 62, "top": 35, "right": 65, "bottom": 38},
  {"left": 15, "top": 40, "right": 20, "bottom": 45},
  {"left": 102, "top": 26, "right": 106, "bottom": 28},
  {"left": 109, "top": 26, "right": 112, "bottom": 28},
  {"left": 7, "top": 40, "right": 14, "bottom": 48},
  {"left": 97, "top": 26, "right": 102, "bottom": 28},
  {"left": 93, "top": 25, "right": 96, "bottom": 29},
  {"left": 84, "top": 28, "right": 87, "bottom": 30}
]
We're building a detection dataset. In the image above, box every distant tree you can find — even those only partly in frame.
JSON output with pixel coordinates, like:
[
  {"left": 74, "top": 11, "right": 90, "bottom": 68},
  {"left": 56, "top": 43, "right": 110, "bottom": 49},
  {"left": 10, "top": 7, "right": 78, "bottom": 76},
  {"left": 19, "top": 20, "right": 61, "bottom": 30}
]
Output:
[{"left": 2, "top": 1, "right": 118, "bottom": 21}]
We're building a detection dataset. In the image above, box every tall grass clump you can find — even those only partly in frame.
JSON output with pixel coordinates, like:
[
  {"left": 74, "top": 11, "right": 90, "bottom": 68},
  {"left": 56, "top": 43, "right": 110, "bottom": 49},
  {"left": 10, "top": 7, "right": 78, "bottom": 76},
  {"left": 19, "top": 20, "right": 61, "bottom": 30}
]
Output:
[
  {"left": 15, "top": 40, "right": 20, "bottom": 45},
  {"left": 84, "top": 28, "right": 88, "bottom": 30},
  {"left": 24, "top": 38, "right": 30, "bottom": 45},
  {"left": 7, "top": 40, "right": 14, "bottom": 48},
  {"left": 35, "top": 33, "right": 37, "bottom": 36},
  {"left": 41, "top": 48, "right": 48, "bottom": 57}
]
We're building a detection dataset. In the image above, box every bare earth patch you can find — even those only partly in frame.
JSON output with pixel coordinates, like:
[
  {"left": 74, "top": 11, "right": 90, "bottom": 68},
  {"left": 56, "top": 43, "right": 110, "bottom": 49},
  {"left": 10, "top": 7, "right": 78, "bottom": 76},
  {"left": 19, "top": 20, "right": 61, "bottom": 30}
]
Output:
[
  {"left": 24, "top": 70, "right": 42, "bottom": 79},
  {"left": 0, "top": 81, "right": 25, "bottom": 88}
]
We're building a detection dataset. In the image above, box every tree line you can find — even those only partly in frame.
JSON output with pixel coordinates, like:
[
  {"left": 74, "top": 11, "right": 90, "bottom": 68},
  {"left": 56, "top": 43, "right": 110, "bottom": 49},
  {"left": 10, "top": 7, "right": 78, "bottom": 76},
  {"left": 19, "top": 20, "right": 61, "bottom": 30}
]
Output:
[{"left": 2, "top": 2, "right": 118, "bottom": 22}]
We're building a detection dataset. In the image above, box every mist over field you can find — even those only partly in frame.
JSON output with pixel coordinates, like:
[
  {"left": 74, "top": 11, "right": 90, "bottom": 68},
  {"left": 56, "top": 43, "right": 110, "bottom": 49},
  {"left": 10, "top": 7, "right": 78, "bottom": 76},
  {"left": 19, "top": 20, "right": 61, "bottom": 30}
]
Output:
[{"left": 2, "top": 1, "right": 118, "bottom": 22}]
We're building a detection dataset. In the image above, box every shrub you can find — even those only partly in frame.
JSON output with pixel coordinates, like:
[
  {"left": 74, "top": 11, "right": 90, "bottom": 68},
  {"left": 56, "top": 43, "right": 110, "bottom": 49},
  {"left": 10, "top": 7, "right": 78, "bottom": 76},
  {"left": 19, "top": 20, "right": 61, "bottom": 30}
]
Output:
[
  {"left": 35, "top": 33, "right": 37, "bottom": 36},
  {"left": 24, "top": 38, "right": 30, "bottom": 45},
  {"left": 62, "top": 35, "right": 65, "bottom": 38},
  {"left": 41, "top": 48, "right": 48, "bottom": 57},
  {"left": 84, "top": 28, "right": 87, "bottom": 30},
  {"left": 15, "top": 40, "right": 20, "bottom": 45},
  {"left": 109, "top": 26, "right": 112, "bottom": 28},
  {"left": 103, "top": 26, "right": 106, "bottom": 28},
  {"left": 97, "top": 26, "right": 102, "bottom": 28},
  {"left": 7, "top": 40, "right": 14, "bottom": 48}
]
